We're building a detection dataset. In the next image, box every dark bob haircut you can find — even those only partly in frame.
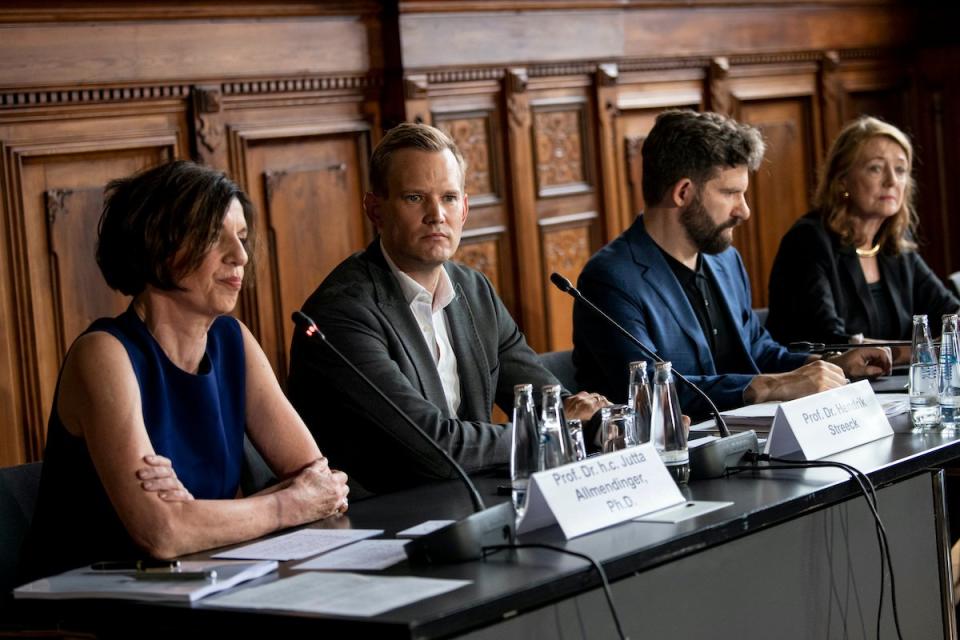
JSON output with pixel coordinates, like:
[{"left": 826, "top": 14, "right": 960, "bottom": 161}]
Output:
[{"left": 96, "top": 160, "right": 255, "bottom": 296}]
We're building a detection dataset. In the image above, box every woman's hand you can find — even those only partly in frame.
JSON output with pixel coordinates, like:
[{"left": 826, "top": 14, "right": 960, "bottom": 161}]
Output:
[
  {"left": 135, "top": 454, "right": 194, "bottom": 502},
  {"left": 281, "top": 457, "right": 350, "bottom": 526}
]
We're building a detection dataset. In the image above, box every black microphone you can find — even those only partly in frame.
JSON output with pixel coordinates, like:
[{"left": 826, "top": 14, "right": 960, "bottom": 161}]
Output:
[
  {"left": 551, "top": 273, "right": 759, "bottom": 479},
  {"left": 291, "top": 311, "right": 514, "bottom": 563},
  {"left": 789, "top": 340, "right": 910, "bottom": 353}
]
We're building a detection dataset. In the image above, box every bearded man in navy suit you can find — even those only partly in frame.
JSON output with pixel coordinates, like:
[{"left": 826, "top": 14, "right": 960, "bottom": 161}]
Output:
[{"left": 573, "top": 110, "right": 891, "bottom": 417}]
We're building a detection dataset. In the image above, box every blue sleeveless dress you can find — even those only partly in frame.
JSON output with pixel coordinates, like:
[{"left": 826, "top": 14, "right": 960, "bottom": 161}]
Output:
[{"left": 19, "top": 307, "right": 246, "bottom": 582}]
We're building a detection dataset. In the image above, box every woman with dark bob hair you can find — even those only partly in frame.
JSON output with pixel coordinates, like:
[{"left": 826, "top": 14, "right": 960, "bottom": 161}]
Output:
[
  {"left": 766, "top": 116, "right": 959, "bottom": 355},
  {"left": 19, "top": 160, "right": 348, "bottom": 582}
]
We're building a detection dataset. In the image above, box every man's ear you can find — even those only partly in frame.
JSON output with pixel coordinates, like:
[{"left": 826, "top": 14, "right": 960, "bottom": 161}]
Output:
[
  {"left": 669, "top": 178, "right": 694, "bottom": 208},
  {"left": 461, "top": 192, "right": 469, "bottom": 226},
  {"left": 363, "top": 192, "right": 382, "bottom": 229}
]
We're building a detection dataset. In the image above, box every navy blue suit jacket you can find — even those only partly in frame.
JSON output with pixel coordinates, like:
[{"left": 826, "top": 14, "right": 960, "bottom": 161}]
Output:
[{"left": 572, "top": 216, "right": 809, "bottom": 416}]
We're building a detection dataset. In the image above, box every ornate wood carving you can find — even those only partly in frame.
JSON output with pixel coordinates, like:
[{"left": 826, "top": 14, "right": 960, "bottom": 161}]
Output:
[
  {"left": 625, "top": 135, "right": 647, "bottom": 217},
  {"left": 819, "top": 50, "right": 846, "bottom": 147},
  {"left": 436, "top": 115, "right": 495, "bottom": 200},
  {"left": 192, "top": 85, "right": 226, "bottom": 169},
  {"left": 707, "top": 57, "right": 732, "bottom": 115},
  {"left": 542, "top": 224, "right": 592, "bottom": 350},
  {"left": 506, "top": 68, "right": 530, "bottom": 130},
  {"left": 455, "top": 240, "right": 500, "bottom": 291},
  {"left": 1, "top": 84, "right": 190, "bottom": 108},
  {"left": 533, "top": 109, "right": 585, "bottom": 191},
  {"left": 502, "top": 65, "right": 547, "bottom": 351}
]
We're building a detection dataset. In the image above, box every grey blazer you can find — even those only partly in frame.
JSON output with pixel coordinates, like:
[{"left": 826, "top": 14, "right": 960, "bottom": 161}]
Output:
[{"left": 288, "top": 240, "right": 560, "bottom": 494}]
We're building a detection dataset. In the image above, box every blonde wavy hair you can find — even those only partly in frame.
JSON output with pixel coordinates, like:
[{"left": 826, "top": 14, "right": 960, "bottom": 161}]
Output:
[{"left": 813, "top": 116, "right": 917, "bottom": 255}]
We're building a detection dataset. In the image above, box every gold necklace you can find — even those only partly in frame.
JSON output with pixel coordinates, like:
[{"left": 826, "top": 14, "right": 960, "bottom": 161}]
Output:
[{"left": 856, "top": 243, "right": 881, "bottom": 258}]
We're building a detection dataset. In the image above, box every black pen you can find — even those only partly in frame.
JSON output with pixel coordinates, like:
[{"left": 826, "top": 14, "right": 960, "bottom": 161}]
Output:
[
  {"left": 134, "top": 569, "right": 217, "bottom": 582},
  {"left": 91, "top": 560, "right": 181, "bottom": 572}
]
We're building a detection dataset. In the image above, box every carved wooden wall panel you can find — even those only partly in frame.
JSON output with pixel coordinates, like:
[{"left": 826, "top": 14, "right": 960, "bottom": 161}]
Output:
[
  {"left": 45, "top": 187, "right": 129, "bottom": 356},
  {"left": 433, "top": 92, "right": 515, "bottom": 315},
  {"left": 236, "top": 127, "right": 371, "bottom": 377},
  {"left": 455, "top": 235, "right": 501, "bottom": 292},
  {"left": 529, "top": 84, "right": 602, "bottom": 353},
  {"left": 2, "top": 123, "right": 183, "bottom": 462},
  {"left": 540, "top": 219, "right": 595, "bottom": 351},
  {"left": 728, "top": 68, "right": 821, "bottom": 308}
]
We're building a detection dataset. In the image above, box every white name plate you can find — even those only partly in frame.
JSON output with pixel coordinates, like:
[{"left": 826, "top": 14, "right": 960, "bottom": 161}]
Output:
[
  {"left": 516, "top": 443, "right": 686, "bottom": 539},
  {"left": 764, "top": 380, "right": 893, "bottom": 459}
]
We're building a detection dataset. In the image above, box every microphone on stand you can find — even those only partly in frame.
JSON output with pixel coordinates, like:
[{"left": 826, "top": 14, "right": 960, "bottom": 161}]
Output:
[
  {"left": 550, "top": 273, "right": 759, "bottom": 479},
  {"left": 291, "top": 311, "right": 514, "bottom": 564}
]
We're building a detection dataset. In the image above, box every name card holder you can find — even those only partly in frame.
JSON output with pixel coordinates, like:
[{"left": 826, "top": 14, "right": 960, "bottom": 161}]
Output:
[
  {"left": 517, "top": 443, "right": 686, "bottom": 539},
  {"left": 764, "top": 380, "right": 893, "bottom": 460}
]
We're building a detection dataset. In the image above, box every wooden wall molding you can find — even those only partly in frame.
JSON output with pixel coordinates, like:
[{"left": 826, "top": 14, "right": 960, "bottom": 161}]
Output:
[
  {"left": 0, "top": 84, "right": 191, "bottom": 108},
  {"left": 0, "top": 74, "right": 381, "bottom": 111},
  {"left": 0, "top": 2, "right": 382, "bottom": 22}
]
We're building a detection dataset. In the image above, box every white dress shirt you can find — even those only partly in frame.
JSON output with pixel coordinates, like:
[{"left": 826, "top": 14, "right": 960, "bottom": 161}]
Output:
[{"left": 381, "top": 243, "right": 462, "bottom": 416}]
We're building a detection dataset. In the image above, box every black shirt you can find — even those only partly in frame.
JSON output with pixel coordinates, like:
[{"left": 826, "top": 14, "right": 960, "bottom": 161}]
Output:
[
  {"left": 658, "top": 247, "right": 753, "bottom": 374},
  {"left": 868, "top": 280, "right": 898, "bottom": 340}
]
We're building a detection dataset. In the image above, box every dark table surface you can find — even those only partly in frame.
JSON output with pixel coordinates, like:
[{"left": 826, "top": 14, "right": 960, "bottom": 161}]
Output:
[{"left": 14, "top": 424, "right": 960, "bottom": 638}]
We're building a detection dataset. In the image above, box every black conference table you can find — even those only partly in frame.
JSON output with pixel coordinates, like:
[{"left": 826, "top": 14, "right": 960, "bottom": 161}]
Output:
[{"left": 15, "top": 380, "right": 960, "bottom": 639}]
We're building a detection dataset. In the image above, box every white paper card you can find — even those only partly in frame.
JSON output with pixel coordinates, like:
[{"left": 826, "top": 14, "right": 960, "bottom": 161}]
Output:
[
  {"left": 633, "top": 500, "right": 734, "bottom": 524},
  {"left": 395, "top": 520, "right": 456, "bottom": 538},
  {"left": 207, "top": 572, "right": 470, "bottom": 617},
  {"left": 212, "top": 529, "right": 383, "bottom": 561},
  {"left": 291, "top": 540, "right": 409, "bottom": 571},
  {"left": 764, "top": 380, "right": 893, "bottom": 459},
  {"left": 516, "top": 443, "right": 686, "bottom": 539}
]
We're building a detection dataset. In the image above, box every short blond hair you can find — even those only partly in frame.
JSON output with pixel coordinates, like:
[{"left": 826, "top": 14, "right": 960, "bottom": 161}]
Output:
[
  {"left": 369, "top": 122, "right": 466, "bottom": 197},
  {"left": 814, "top": 116, "right": 917, "bottom": 254}
]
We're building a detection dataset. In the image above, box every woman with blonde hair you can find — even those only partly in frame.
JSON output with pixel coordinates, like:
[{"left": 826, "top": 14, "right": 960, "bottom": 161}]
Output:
[{"left": 766, "top": 116, "right": 958, "bottom": 352}]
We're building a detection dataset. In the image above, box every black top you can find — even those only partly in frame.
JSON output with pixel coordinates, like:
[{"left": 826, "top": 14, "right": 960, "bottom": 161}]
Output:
[
  {"left": 867, "top": 280, "right": 898, "bottom": 339},
  {"left": 658, "top": 246, "right": 752, "bottom": 375},
  {"left": 766, "top": 210, "right": 959, "bottom": 344}
]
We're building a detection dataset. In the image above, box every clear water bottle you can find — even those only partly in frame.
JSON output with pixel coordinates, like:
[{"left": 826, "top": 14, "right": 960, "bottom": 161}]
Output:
[
  {"left": 539, "top": 384, "right": 573, "bottom": 470},
  {"left": 910, "top": 314, "right": 941, "bottom": 430},
  {"left": 650, "top": 361, "right": 689, "bottom": 485},
  {"left": 940, "top": 314, "right": 960, "bottom": 430},
  {"left": 627, "top": 360, "right": 653, "bottom": 445},
  {"left": 510, "top": 384, "right": 539, "bottom": 516}
]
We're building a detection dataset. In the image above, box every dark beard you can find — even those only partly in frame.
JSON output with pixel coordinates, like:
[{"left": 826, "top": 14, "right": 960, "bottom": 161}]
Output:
[{"left": 679, "top": 192, "right": 739, "bottom": 255}]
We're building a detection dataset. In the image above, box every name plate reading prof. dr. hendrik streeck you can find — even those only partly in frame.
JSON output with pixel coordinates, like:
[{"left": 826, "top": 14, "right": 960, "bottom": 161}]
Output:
[
  {"left": 764, "top": 380, "right": 893, "bottom": 460},
  {"left": 516, "top": 443, "right": 686, "bottom": 539}
]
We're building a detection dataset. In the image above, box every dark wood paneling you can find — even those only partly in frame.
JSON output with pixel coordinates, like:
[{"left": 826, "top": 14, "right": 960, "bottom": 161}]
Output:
[
  {"left": 237, "top": 127, "right": 371, "bottom": 377},
  {"left": 0, "top": 1, "right": 954, "bottom": 465},
  {"left": 4, "top": 133, "right": 181, "bottom": 462}
]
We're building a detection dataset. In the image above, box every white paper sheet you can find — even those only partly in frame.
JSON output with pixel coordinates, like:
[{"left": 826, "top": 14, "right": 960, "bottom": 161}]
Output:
[
  {"left": 207, "top": 572, "right": 470, "bottom": 617},
  {"left": 212, "top": 528, "right": 383, "bottom": 561},
  {"left": 291, "top": 540, "right": 409, "bottom": 571}
]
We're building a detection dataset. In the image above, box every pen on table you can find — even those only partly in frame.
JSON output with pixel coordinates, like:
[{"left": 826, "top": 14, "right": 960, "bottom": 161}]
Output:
[
  {"left": 91, "top": 560, "right": 181, "bottom": 572},
  {"left": 134, "top": 569, "right": 218, "bottom": 582}
]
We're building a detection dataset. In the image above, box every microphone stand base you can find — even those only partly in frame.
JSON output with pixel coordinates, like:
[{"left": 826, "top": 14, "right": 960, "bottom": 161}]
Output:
[
  {"left": 689, "top": 431, "right": 759, "bottom": 480},
  {"left": 405, "top": 501, "right": 516, "bottom": 564}
]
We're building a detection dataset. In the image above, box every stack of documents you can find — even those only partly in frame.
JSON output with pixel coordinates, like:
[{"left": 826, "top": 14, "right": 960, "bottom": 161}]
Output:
[
  {"left": 692, "top": 394, "right": 913, "bottom": 435},
  {"left": 14, "top": 560, "right": 277, "bottom": 603}
]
